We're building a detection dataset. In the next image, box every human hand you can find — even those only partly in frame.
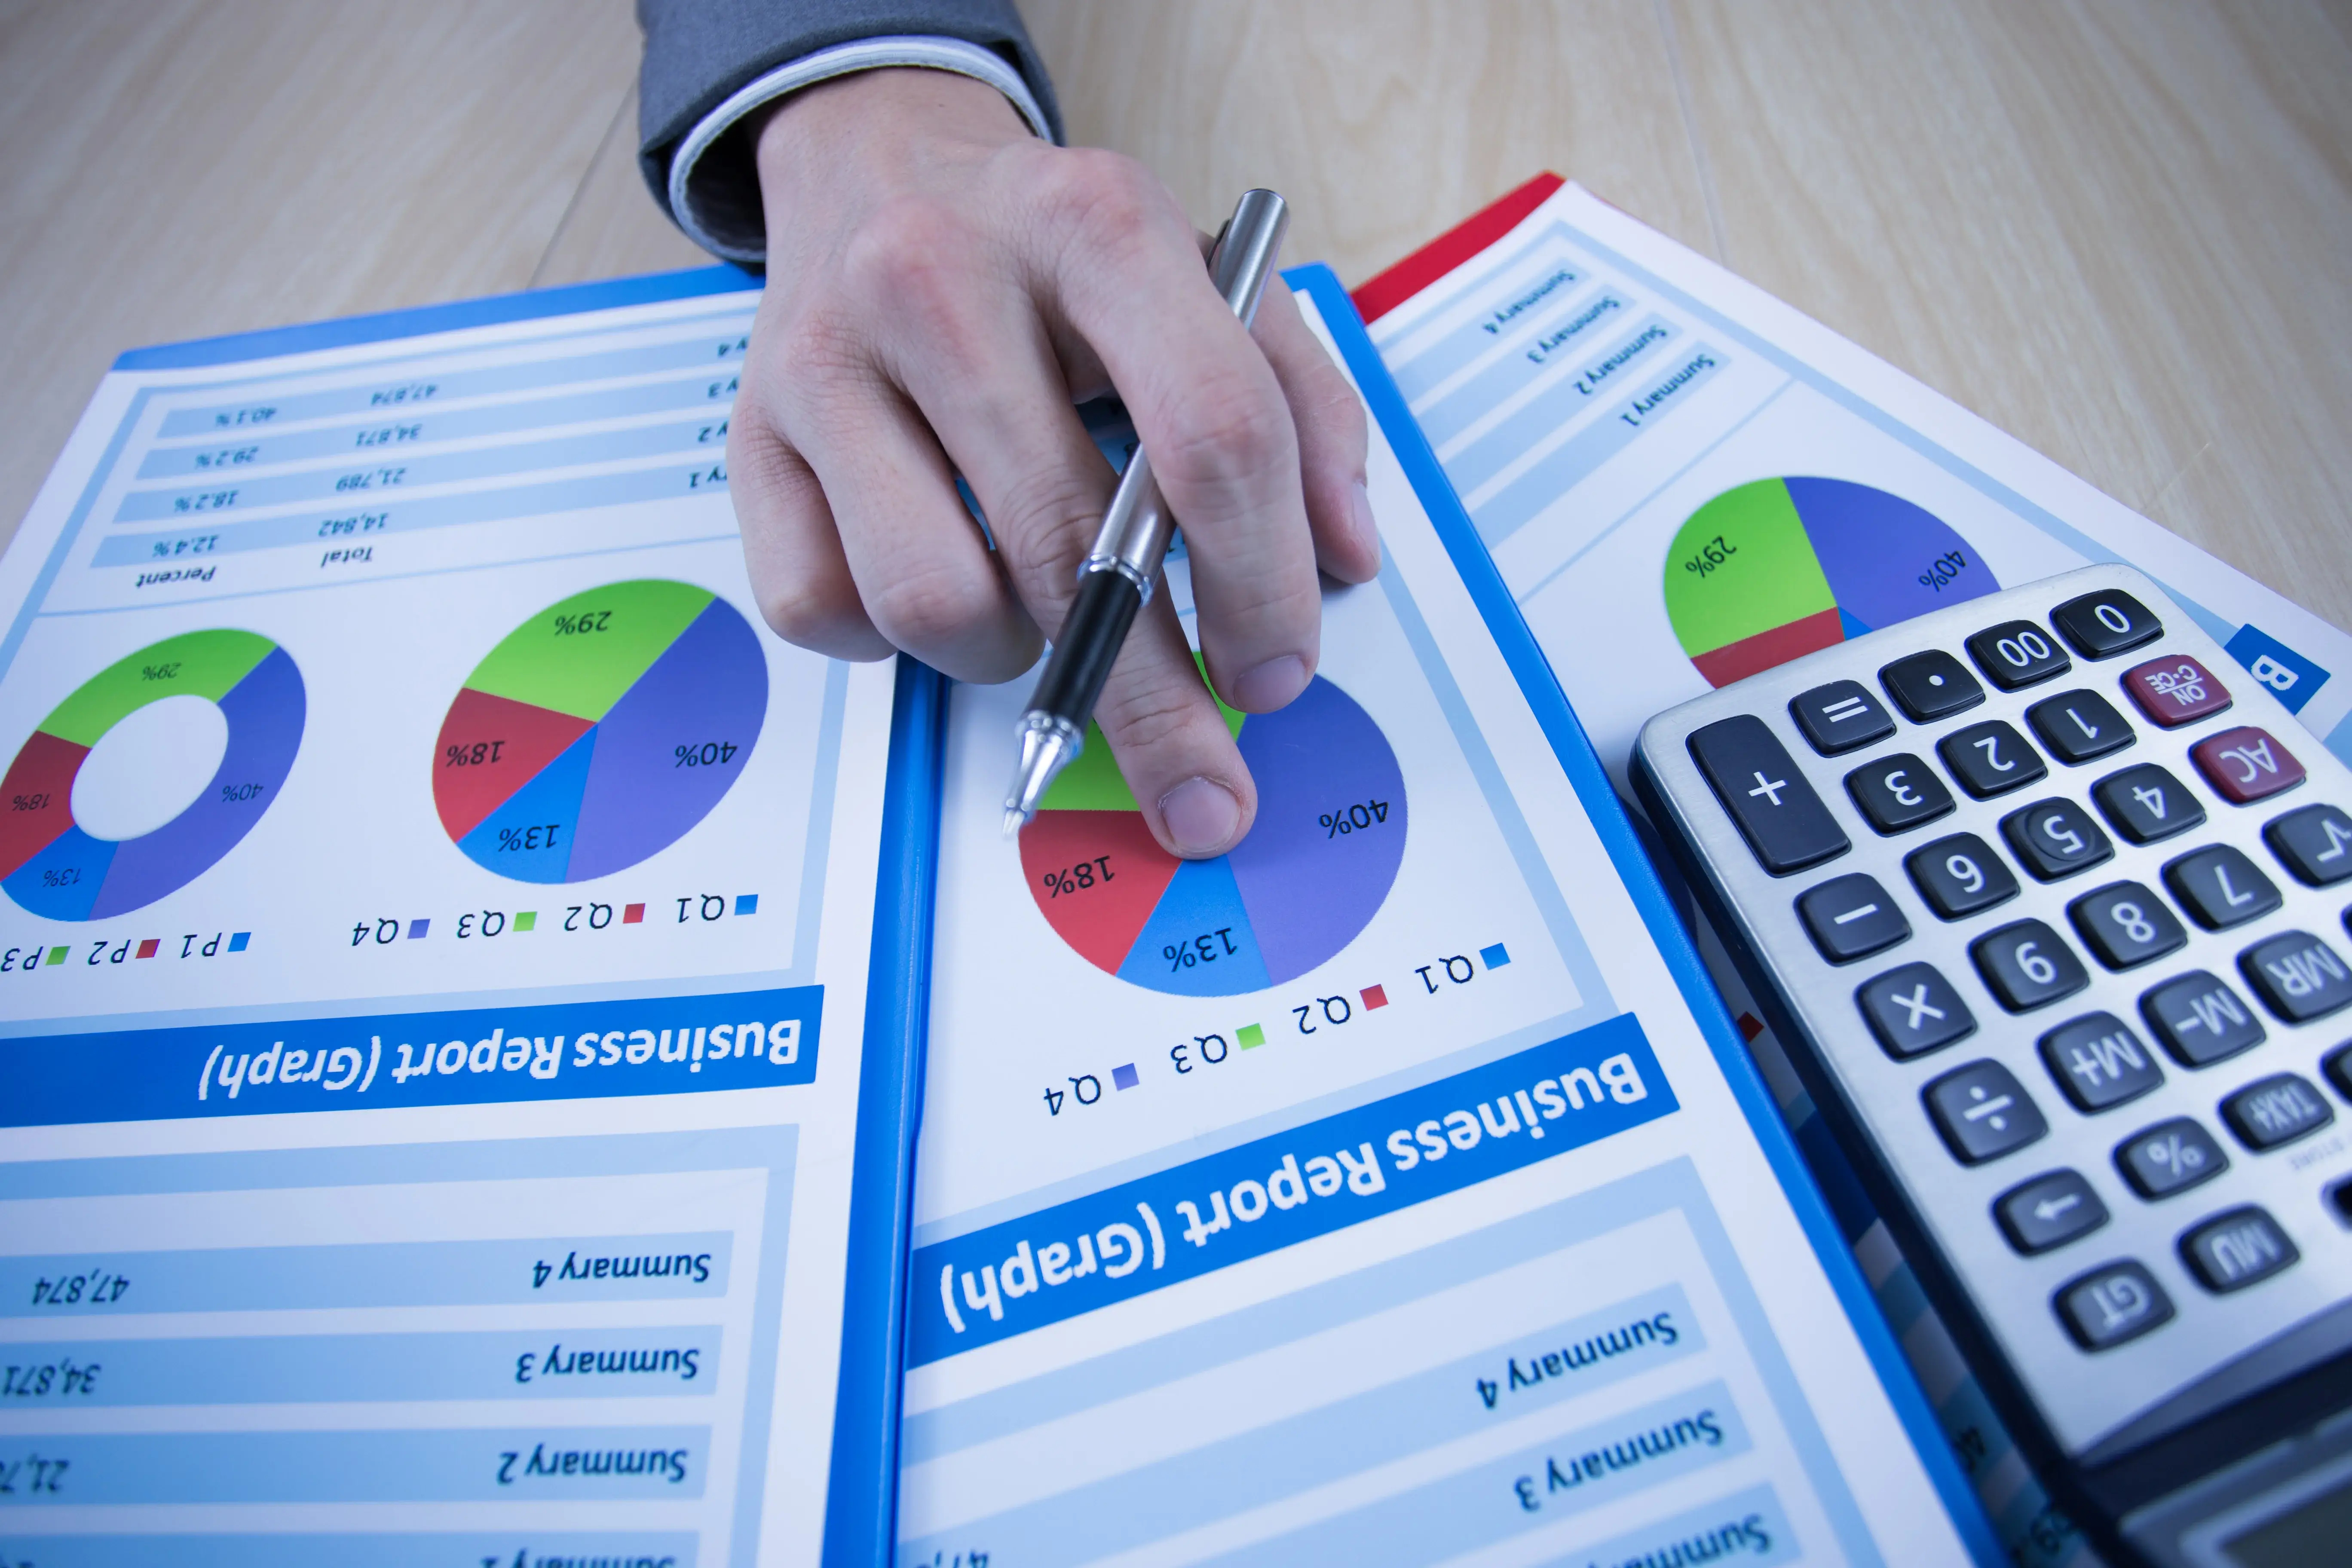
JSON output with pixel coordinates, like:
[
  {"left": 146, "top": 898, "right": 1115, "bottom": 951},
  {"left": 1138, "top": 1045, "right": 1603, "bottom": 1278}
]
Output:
[{"left": 731, "top": 67, "right": 1377, "bottom": 858}]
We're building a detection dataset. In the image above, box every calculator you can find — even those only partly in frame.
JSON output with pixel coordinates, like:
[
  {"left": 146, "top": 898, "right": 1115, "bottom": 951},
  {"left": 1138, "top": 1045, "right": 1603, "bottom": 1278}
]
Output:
[{"left": 1632, "top": 564, "right": 2352, "bottom": 1568}]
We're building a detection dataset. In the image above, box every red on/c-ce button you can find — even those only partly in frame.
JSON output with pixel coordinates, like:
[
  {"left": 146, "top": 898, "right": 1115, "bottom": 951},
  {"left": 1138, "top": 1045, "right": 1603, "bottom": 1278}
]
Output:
[
  {"left": 2123, "top": 654, "right": 2233, "bottom": 726},
  {"left": 2190, "top": 726, "right": 2306, "bottom": 805}
]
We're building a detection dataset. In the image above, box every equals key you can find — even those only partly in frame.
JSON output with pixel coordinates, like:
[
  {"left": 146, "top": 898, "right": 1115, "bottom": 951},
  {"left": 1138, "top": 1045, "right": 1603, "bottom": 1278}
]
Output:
[{"left": 1687, "top": 716, "right": 1850, "bottom": 876}]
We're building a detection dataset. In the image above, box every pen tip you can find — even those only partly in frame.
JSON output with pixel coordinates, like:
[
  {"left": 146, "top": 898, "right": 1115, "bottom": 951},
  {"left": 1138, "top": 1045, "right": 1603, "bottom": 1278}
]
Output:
[{"left": 1001, "top": 808, "right": 1027, "bottom": 839}]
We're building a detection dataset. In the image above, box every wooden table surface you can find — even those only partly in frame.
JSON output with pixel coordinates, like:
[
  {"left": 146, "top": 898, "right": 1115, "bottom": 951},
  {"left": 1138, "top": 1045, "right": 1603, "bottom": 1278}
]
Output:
[{"left": 3, "top": 0, "right": 2346, "bottom": 631}]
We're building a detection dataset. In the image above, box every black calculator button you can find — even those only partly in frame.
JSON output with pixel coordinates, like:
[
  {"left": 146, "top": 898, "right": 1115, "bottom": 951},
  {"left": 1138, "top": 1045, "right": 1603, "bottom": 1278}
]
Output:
[
  {"left": 2122, "top": 654, "right": 2233, "bottom": 727},
  {"left": 1789, "top": 680, "right": 1896, "bottom": 756},
  {"left": 1972, "top": 919, "right": 2090, "bottom": 1012},
  {"left": 2180, "top": 1207, "right": 2298, "bottom": 1293},
  {"left": 1858, "top": 962, "right": 1977, "bottom": 1059},
  {"left": 2238, "top": 931, "right": 2352, "bottom": 1024},
  {"left": 2027, "top": 689, "right": 2135, "bottom": 765},
  {"left": 2265, "top": 803, "right": 2352, "bottom": 887},
  {"left": 1906, "top": 833, "right": 2019, "bottom": 920},
  {"left": 2001, "top": 799, "right": 2114, "bottom": 881},
  {"left": 1797, "top": 873, "right": 1909, "bottom": 963},
  {"left": 2116, "top": 1118, "right": 2229, "bottom": 1198},
  {"left": 1996, "top": 1170, "right": 2108, "bottom": 1254},
  {"left": 2190, "top": 726, "right": 2307, "bottom": 806},
  {"left": 1845, "top": 753, "right": 1954, "bottom": 834},
  {"left": 2322, "top": 1044, "right": 2352, "bottom": 1102},
  {"left": 2090, "top": 763, "right": 2205, "bottom": 845},
  {"left": 1966, "top": 620, "right": 2073, "bottom": 690},
  {"left": 2052, "top": 590, "right": 2163, "bottom": 661},
  {"left": 2163, "top": 845, "right": 2282, "bottom": 931},
  {"left": 2068, "top": 882, "right": 2187, "bottom": 970},
  {"left": 1925, "top": 1060, "right": 2048, "bottom": 1164},
  {"left": 2055, "top": 1261, "right": 2174, "bottom": 1351},
  {"left": 2140, "top": 972, "right": 2265, "bottom": 1068},
  {"left": 1938, "top": 720, "right": 2047, "bottom": 798},
  {"left": 2220, "top": 1073, "right": 2335, "bottom": 1151},
  {"left": 2040, "top": 1013, "right": 2165, "bottom": 1112},
  {"left": 1686, "top": 716, "right": 1850, "bottom": 876},
  {"left": 1879, "top": 649, "right": 1986, "bottom": 722}
]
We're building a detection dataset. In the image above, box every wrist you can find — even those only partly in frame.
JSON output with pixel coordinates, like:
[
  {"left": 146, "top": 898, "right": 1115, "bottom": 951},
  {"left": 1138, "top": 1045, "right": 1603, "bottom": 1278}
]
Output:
[{"left": 756, "top": 67, "right": 1030, "bottom": 215}]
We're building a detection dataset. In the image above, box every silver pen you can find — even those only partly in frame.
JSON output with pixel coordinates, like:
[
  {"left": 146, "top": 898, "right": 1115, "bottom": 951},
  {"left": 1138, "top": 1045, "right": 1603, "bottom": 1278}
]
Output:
[{"left": 1001, "top": 188, "right": 1292, "bottom": 835}]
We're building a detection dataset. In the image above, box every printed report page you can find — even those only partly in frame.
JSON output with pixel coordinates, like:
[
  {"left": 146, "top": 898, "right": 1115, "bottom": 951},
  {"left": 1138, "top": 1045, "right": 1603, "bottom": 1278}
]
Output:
[
  {"left": 1366, "top": 181, "right": 2352, "bottom": 786},
  {"left": 1362, "top": 177, "right": 2352, "bottom": 1568},
  {"left": 894, "top": 281, "right": 1975, "bottom": 1568},
  {"left": 0, "top": 277, "right": 894, "bottom": 1565}
]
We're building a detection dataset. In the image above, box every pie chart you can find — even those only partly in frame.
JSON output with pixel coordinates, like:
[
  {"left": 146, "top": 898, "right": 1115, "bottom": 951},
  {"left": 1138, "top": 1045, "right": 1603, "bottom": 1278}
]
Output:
[
  {"left": 1020, "top": 674, "right": 1406, "bottom": 997},
  {"left": 1664, "top": 477, "right": 1997, "bottom": 688},
  {"left": 434, "top": 580, "right": 765, "bottom": 882},
  {"left": 0, "top": 630, "right": 305, "bottom": 920}
]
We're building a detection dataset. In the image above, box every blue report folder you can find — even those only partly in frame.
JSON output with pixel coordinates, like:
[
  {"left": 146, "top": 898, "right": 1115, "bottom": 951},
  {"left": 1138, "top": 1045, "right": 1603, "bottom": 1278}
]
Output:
[
  {"left": 0, "top": 257, "right": 1994, "bottom": 1564},
  {"left": 0, "top": 266, "right": 939, "bottom": 1565}
]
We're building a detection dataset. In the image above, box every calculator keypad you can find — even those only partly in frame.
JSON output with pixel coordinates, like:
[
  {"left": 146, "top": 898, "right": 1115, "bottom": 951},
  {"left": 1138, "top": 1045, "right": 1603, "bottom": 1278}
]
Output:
[{"left": 1638, "top": 564, "right": 2352, "bottom": 1443}]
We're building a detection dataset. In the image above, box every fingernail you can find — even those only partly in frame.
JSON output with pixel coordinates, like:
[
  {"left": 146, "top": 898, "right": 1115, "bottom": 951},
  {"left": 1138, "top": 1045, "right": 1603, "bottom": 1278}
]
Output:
[
  {"left": 1158, "top": 777, "right": 1242, "bottom": 858},
  {"left": 1349, "top": 480, "right": 1378, "bottom": 552},
  {"left": 1231, "top": 653, "right": 1308, "bottom": 711}
]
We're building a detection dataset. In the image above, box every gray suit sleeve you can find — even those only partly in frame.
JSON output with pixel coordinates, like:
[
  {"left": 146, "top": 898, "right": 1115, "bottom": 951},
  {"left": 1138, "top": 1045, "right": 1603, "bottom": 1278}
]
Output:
[{"left": 637, "top": 0, "right": 1063, "bottom": 260}]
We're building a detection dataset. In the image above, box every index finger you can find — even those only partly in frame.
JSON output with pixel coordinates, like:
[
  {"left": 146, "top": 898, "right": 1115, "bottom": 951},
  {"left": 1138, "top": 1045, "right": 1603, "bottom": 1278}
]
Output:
[{"left": 1029, "top": 157, "right": 1323, "bottom": 716}]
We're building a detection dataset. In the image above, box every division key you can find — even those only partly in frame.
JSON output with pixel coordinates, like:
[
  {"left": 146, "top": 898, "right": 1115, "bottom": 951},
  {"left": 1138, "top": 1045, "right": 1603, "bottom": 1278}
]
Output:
[{"left": 1687, "top": 716, "right": 1850, "bottom": 876}]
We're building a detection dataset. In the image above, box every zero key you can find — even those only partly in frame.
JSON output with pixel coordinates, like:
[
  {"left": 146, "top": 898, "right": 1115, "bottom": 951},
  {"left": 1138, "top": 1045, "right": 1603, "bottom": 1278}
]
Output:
[{"left": 1687, "top": 716, "right": 1850, "bottom": 876}]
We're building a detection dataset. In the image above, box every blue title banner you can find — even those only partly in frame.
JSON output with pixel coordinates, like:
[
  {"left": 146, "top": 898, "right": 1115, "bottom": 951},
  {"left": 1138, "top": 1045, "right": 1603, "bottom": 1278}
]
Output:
[
  {"left": 0, "top": 985, "right": 821, "bottom": 1127},
  {"left": 909, "top": 1013, "right": 1676, "bottom": 1364}
]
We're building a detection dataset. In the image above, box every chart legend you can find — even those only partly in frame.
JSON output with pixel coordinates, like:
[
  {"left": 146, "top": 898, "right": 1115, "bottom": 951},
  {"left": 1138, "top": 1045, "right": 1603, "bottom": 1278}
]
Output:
[
  {"left": 1020, "top": 675, "right": 1406, "bottom": 997},
  {"left": 433, "top": 581, "right": 766, "bottom": 883},
  {"left": 1663, "top": 477, "right": 1995, "bottom": 687}
]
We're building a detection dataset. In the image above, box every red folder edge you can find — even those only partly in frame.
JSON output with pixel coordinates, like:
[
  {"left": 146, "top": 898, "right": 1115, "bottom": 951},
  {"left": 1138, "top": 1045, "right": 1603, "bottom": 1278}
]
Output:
[{"left": 1350, "top": 172, "right": 1566, "bottom": 325}]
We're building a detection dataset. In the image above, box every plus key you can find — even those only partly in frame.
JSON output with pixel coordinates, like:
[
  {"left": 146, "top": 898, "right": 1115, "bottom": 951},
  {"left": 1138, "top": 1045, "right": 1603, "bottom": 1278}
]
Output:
[{"left": 1686, "top": 715, "right": 1850, "bottom": 876}]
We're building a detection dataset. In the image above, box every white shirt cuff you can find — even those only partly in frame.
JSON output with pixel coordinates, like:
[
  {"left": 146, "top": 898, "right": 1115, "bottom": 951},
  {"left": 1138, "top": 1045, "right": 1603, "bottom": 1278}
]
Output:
[{"left": 667, "top": 34, "right": 1057, "bottom": 264}]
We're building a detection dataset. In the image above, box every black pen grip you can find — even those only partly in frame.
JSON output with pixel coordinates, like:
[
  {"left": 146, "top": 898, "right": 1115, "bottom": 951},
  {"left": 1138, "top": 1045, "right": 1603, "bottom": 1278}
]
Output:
[{"left": 1031, "top": 568, "right": 1143, "bottom": 727}]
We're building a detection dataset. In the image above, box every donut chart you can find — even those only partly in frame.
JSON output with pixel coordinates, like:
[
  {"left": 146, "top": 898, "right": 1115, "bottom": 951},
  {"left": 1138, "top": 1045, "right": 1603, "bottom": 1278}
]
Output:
[
  {"left": 1665, "top": 477, "right": 1998, "bottom": 688},
  {"left": 434, "top": 580, "right": 766, "bottom": 883},
  {"left": 0, "top": 631, "right": 306, "bottom": 920},
  {"left": 1020, "top": 674, "right": 1406, "bottom": 997}
]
